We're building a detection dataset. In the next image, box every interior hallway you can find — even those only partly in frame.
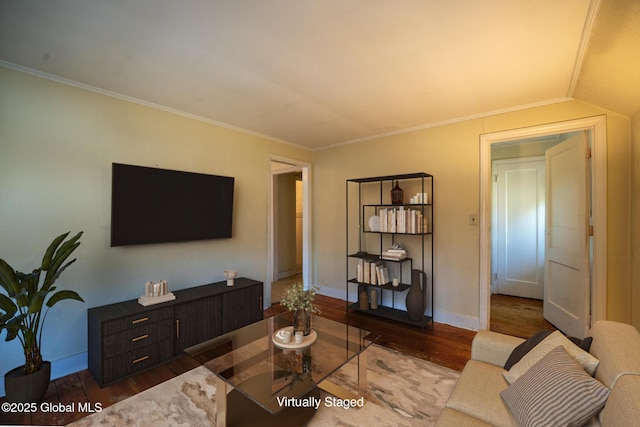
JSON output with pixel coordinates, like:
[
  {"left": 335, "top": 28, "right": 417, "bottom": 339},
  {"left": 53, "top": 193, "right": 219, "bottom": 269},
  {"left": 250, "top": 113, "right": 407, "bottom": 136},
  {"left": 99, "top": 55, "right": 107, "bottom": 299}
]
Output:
[{"left": 271, "top": 273, "right": 303, "bottom": 304}]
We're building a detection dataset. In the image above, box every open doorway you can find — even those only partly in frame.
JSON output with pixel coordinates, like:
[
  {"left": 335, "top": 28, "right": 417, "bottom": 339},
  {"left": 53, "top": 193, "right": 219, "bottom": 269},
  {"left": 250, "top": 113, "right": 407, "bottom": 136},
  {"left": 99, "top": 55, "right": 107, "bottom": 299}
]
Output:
[
  {"left": 268, "top": 157, "right": 312, "bottom": 307},
  {"left": 272, "top": 169, "right": 303, "bottom": 303},
  {"left": 490, "top": 135, "right": 577, "bottom": 337},
  {"left": 479, "top": 116, "right": 607, "bottom": 336}
]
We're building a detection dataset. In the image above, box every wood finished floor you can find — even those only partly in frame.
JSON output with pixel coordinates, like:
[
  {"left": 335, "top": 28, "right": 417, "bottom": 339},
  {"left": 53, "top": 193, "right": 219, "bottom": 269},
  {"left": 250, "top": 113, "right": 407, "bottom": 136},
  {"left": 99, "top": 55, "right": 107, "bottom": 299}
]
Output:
[
  {"left": 490, "top": 293, "right": 556, "bottom": 338},
  {"left": 0, "top": 293, "right": 541, "bottom": 426}
]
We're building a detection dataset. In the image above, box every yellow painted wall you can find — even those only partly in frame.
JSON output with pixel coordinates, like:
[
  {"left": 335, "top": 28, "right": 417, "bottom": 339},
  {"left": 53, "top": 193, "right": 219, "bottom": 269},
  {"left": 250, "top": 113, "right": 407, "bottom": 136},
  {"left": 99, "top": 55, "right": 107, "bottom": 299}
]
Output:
[
  {"left": 632, "top": 110, "right": 640, "bottom": 330},
  {"left": 313, "top": 100, "right": 632, "bottom": 329},
  {"left": 0, "top": 67, "right": 311, "bottom": 380}
]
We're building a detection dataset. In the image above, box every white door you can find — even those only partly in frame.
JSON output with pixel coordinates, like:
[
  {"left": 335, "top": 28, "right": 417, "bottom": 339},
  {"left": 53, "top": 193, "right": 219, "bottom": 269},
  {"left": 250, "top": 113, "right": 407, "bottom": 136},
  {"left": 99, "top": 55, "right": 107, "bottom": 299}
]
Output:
[
  {"left": 494, "top": 158, "right": 546, "bottom": 299},
  {"left": 544, "top": 132, "right": 591, "bottom": 338}
]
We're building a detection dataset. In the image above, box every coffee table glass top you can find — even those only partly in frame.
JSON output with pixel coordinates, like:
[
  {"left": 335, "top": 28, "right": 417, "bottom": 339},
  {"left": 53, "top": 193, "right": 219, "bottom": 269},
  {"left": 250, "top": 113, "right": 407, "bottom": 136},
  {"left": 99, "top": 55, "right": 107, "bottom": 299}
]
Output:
[{"left": 184, "top": 313, "right": 378, "bottom": 414}]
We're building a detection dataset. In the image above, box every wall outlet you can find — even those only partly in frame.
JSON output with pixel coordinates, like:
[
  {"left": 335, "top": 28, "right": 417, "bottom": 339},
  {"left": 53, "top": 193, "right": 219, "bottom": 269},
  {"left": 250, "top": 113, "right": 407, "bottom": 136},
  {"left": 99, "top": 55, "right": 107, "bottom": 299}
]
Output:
[{"left": 469, "top": 214, "right": 479, "bottom": 225}]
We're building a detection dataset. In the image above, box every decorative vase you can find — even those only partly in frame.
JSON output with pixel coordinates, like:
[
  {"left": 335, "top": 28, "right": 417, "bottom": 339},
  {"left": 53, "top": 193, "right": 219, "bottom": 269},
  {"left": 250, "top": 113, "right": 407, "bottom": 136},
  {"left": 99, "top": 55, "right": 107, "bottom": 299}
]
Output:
[
  {"left": 358, "top": 285, "right": 369, "bottom": 310},
  {"left": 4, "top": 361, "right": 51, "bottom": 403},
  {"left": 370, "top": 288, "right": 378, "bottom": 309},
  {"left": 406, "top": 269, "right": 425, "bottom": 321},
  {"left": 293, "top": 309, "right": 312, "bottom": 336},
  {"left": 224, "top": 269, "right": 237, "bottom": 286},
  {"left": 391, "top": 181, "right": 404, "bottom": 205}
]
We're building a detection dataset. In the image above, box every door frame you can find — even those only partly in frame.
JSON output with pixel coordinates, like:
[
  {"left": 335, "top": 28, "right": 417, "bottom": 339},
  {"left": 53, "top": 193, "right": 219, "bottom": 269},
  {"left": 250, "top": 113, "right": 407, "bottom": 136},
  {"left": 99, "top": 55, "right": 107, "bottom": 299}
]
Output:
[
  {"left": 267, "top": 155, "right": 312, "bottom": 307},
  {"left": 479, "top": 116, "right": 607, "bottom": 330}
]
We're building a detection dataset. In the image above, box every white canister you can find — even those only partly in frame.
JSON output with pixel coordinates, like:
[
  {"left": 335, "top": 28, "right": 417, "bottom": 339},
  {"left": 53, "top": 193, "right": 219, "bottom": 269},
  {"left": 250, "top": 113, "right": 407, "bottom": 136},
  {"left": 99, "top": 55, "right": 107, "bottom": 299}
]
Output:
[{"left": 370, "top": 288, "right": 378, "bottom": 309}]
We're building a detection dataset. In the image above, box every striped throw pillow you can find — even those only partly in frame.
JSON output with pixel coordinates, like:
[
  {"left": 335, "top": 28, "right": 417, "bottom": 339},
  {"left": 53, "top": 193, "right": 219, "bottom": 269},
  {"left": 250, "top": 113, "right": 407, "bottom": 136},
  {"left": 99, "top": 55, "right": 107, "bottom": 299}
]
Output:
[{"left": 501, "top": 346, "right": 610, "bottom": 427}]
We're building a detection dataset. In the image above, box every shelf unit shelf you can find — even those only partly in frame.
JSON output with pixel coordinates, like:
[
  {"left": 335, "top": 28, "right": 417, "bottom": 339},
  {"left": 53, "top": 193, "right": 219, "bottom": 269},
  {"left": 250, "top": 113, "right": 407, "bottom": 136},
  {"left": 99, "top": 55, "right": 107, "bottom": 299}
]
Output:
[
  {"left": 346, "top": 172, "right": 434, "bottom": 328},
  {"left": 363, "top": 231, "right": 433, "bottom": 235},
  {"left": 348, "top": 303, "right": 432, "bottom": 328},
  {"left": 347, "top": 279, "right": 411, "bottom": 293}
]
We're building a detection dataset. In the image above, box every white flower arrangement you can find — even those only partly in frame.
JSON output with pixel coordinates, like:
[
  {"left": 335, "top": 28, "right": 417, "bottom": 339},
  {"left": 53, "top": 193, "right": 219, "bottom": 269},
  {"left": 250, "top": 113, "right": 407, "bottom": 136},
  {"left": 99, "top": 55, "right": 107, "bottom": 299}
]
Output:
[{"left": 280, "top": 282, "right": 321, "bottom": 314}]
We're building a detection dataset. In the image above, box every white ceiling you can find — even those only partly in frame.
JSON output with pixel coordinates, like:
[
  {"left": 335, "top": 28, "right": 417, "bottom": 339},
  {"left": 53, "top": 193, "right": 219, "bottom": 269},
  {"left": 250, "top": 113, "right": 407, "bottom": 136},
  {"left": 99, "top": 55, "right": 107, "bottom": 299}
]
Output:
[{"left": 0, "top": 0, "right": 634, "bottom": 149}]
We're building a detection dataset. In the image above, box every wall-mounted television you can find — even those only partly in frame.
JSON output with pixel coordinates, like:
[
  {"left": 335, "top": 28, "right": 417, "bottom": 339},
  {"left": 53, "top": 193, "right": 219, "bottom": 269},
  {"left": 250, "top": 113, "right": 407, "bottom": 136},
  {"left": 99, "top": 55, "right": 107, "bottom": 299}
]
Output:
[{"left": 111, "top": 163, "right": 234, "bottom": 247}]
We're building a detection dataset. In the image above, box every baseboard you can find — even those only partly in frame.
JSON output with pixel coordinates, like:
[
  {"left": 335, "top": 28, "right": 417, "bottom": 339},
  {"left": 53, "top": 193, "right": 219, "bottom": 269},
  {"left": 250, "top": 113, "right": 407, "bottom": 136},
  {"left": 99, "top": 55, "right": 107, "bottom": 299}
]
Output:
[
  {"left": 317, "top": 286, "right": 346, "bottom": 301},
  {"left": 433, "top": 310, "right": 480, "bottom": 331},
  {"left": 0, "top": 352, "right": 88, "bottom": 398}
]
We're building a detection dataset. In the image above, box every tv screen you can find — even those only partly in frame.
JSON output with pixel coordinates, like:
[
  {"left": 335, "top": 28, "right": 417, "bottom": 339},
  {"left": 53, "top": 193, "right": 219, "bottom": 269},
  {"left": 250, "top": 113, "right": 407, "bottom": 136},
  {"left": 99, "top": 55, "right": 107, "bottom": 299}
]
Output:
[{"left": 111, "top": 163, "right": 234, "bottom": 246}]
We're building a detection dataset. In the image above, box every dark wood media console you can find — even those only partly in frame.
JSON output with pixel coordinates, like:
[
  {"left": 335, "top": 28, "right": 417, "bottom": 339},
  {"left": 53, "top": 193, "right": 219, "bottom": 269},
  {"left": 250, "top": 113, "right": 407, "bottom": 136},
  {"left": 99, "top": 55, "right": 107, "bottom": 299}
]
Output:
[{"left": 88, "top": 278, "right": 263, "bottom": 386}]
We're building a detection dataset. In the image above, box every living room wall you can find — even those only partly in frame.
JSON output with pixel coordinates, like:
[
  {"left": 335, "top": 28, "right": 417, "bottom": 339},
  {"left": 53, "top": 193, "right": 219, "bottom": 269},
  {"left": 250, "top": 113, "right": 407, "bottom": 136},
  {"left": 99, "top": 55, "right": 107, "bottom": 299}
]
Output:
[
  {"left": 312, "top": 100, "right": 632, "bottom": 330},
  {"left": 0, "top": 66, "right": 311, "bottom": 394},
  {"left": 632, "top": 110, "right": 640, "bottom": 330}
]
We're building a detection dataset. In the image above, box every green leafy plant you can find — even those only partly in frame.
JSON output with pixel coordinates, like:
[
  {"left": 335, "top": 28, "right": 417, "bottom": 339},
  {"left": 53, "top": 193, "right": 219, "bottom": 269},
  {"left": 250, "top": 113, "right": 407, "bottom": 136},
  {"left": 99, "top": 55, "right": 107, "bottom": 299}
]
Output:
[
  {"left": 280, "top": 282, "right": 320, "bottom": 314},
  {"left": 0, "top": 231, "right": 84, "bottom": 375}
]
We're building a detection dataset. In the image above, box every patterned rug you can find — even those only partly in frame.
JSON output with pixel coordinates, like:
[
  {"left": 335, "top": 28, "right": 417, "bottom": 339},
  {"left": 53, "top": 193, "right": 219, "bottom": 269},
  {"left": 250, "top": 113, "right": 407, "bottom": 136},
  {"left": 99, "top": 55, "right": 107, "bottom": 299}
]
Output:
[{"left": 68, "top": 344, "right": 459, "bottom": 427}]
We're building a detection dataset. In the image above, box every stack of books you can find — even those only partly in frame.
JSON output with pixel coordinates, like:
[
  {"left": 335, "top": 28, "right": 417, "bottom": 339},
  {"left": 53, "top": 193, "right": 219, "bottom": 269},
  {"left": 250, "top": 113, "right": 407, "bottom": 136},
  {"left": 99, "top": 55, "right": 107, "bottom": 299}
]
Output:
[
  {"left": 356, "top": 259, "right": 390, "bottom": 286},
  {"left": 378, "top": 207, "right": 428, "bottom": 234},
  {"left": 381, "top": 248, "right": 407, "bottom": 261}
]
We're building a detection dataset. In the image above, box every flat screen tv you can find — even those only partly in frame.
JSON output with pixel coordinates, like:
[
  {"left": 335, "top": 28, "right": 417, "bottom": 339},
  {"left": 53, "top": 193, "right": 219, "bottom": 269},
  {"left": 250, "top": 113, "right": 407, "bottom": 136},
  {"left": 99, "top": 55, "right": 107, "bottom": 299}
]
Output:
[{"left": 111, "top": 163, "right": 234, "bottom": 246}]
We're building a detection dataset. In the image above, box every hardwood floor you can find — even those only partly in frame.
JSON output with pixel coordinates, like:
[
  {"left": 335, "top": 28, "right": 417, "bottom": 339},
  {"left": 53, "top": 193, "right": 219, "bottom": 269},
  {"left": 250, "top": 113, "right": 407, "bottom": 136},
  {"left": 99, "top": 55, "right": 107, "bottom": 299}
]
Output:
[
  {"left": 490, "top": 294, "right": 557, "bottom": 338},
  {"left": 0, "top": 294, "right": 475, "bottom": 426},
  {"left": 267, "top": 294, "right": 477, "bottom": 372}
]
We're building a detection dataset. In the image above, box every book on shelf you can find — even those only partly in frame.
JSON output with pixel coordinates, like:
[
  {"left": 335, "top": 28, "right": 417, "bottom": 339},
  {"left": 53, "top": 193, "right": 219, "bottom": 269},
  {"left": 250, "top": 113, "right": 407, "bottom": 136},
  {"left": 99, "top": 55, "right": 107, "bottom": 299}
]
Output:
[
  {"left": 363, "top": 259, "right": 370, "bottom": 283},
  {"left": 377, "top": 266, "right": 389, "bottom": 285},
  {"left": 370, "top": 261, "right": 377, "bottom": 285}
]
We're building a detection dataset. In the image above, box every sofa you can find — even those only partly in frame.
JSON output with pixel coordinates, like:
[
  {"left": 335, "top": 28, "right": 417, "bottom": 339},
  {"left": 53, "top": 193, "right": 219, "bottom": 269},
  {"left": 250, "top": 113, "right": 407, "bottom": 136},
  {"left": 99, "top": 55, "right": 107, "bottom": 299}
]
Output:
[{"left": 436, "top": 320, "right": 640, "bottom": 427}]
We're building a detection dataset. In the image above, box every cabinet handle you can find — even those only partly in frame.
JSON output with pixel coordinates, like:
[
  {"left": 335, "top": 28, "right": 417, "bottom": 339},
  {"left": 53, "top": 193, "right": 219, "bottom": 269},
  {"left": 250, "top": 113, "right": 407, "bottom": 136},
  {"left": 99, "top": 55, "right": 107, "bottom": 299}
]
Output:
[
  {"left": 132, "top": 355, "right": 149, "bottom": 364},
  {"left": 132, "top": 317, "right": 149, "bottom": 325},
  {"left": 132, "top": 334, "right": 149, "bottom": 342},
  {"left": 176, "top": 320, "right": 180, "bottom": 339},
  {"left": 259, "top": 296, "right": 263, "bottom": 312}
]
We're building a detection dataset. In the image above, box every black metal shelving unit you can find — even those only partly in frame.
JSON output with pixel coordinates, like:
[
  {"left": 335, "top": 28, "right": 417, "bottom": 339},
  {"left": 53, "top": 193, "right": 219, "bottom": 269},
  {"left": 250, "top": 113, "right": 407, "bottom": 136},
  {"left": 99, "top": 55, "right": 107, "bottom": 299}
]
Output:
[{"left": 346, "top": 173, "right": 434, "bottom": 328}]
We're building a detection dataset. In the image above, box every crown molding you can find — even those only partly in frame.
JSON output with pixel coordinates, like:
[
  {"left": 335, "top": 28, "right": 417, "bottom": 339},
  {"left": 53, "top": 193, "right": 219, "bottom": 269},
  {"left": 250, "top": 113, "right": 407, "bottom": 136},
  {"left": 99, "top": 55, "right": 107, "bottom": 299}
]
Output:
[{"left": 0, "top": 60, "right": 312, "bottom": 152}]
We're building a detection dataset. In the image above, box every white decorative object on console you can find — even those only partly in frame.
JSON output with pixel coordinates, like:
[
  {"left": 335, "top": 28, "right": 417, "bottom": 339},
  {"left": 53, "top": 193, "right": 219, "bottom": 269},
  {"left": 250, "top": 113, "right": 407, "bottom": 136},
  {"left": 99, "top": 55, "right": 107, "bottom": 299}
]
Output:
[
  {"left": 138, "top": 279, "right": 176, "bottom": 306},
  {"left": 224, "top": 269, "right": 238, "bottom": 286}
]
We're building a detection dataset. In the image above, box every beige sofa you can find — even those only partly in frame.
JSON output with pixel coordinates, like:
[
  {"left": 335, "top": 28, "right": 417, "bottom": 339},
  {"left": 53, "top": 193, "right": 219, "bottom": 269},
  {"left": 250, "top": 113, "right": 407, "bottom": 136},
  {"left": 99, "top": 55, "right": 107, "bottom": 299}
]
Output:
[{"left": 436, "top": 321, "right": 640, "bottom": 427}]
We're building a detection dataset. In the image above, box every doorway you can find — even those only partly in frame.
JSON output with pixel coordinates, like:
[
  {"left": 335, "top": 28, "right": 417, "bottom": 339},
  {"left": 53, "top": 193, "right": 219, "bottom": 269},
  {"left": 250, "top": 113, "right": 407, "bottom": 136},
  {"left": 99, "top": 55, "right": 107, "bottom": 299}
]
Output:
[
  {"left": 268, "top": 157, "right": 312, "bottom": 307},
  {"left": 272, "top": 170, "right": 303, "bottom": 302},
  {"left": 490, "top": 135, "right": 578, "bottom": 336},
  {"left": 492, "top": 155, "right": 546, "bottom": 300},
  {"left": 479, "top": 116, "right": 607, "bottom": 334}
]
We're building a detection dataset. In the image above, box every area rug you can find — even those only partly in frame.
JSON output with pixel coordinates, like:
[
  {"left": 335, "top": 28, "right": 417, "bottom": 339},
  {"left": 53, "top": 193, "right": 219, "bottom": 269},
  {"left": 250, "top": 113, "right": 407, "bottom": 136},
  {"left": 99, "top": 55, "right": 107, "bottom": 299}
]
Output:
[{"left": 68, "top": 344, "right": 459, "bottom": 427}]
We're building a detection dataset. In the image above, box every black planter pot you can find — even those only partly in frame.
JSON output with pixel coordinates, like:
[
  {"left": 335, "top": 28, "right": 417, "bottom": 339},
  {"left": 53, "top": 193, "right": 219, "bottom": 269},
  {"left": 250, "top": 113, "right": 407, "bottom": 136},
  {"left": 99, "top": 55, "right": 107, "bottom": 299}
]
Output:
[{"left": 4, "top": 361, "right": 51, "bottom": 403}]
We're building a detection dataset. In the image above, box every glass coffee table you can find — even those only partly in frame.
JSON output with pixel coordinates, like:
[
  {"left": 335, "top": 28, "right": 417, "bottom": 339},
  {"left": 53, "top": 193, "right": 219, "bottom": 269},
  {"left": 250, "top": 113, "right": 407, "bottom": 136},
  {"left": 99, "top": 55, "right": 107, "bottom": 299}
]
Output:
[{"left": 185, "top": 313, "right": 378, "bottom": 426}]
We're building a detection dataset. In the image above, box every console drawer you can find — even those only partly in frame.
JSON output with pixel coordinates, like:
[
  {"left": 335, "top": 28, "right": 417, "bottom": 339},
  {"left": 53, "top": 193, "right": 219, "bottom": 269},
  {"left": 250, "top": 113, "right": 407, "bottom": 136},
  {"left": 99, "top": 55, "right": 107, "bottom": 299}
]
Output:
[
  {"left": 102, "top": 318, "right": 173, "bottom": 359},
  {"left": 102, "top": 339, "right": 173, "bottom": 385},
  {"left": 103, "top": 307, "right": 172, "bottom": 335}
]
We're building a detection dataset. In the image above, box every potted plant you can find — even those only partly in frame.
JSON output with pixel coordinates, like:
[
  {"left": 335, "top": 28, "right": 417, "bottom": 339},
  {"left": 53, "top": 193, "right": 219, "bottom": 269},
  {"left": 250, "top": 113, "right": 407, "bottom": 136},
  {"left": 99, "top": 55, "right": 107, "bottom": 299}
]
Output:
[
  {"left": 0, "top": 231, "right": 84, "bottom": 403},
  {"left": 280, "top": 282, "right": 320, "bottom": 336}
]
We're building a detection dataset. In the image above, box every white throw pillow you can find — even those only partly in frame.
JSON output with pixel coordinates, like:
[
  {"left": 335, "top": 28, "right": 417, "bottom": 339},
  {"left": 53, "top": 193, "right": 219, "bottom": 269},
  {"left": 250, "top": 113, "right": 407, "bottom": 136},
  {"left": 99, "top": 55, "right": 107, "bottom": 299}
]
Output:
[{"left": 503, "top": 330, "right": 599, "bottom": 384}]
